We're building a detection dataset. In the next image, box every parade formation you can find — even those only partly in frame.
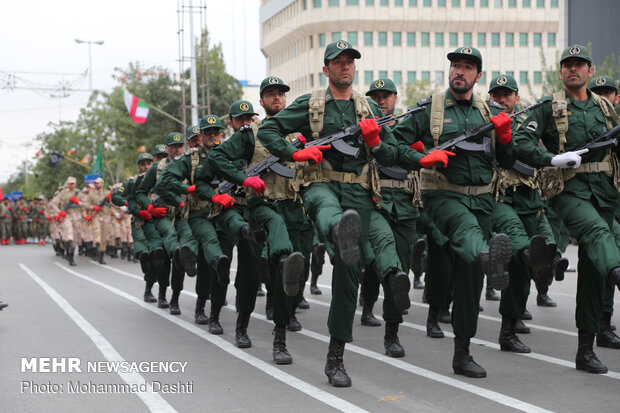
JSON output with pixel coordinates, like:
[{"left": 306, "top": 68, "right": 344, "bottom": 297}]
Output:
[{"left": 6, "top": 41, "right": 620, "bottom": 389}]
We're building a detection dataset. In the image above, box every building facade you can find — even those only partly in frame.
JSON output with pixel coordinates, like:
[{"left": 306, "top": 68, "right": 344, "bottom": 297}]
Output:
[{"left": 260, "top": 0, "right": 567, "bottom": 105}]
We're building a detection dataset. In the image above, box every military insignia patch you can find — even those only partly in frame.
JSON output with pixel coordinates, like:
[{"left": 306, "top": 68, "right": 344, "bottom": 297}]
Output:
[
  {"left": 526, "top": 121, "right": 538, "bottom": 132},
  {"left": 595, "top": 77, "right": 606, "bottom": 86},
  {"left": 192, "top": 126, "right": 200, "bottom": 133},
  {"left": 207, "top": 116, "right": 217, "bottom": 124},
  {"left": 173, "top": 134, "right": 181, "bottom": 142},
  {"left": 497, "top": 76, "right": 508, "bottom": 85},
  {"left": 483, "top": 137, "right": 491, "bottom": 153},
  {"left": 375, "top": 80, "right": 385, "bottom": 88},
  {"left": 461, "top": 47, "right": 473, "bottom": 55},
  {"left": 336, "top": 40, "right": 348, "bottom": 50},
  {"left": 240, "top": 102, "right": 250, "bottom": 111},
  {"left": 201, "top": 153, "right": 206, "bottom": 158},
  {"left": 269, "top": 77, "right": 279, "bottom": 85},
  {"left": 569, "top": 46, "right": 581, "bottom": 55}
]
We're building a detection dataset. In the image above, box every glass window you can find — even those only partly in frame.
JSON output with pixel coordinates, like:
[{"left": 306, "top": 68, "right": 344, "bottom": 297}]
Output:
[
  {"left": 466, "top": 0, "right": 474, "bottom": 5},
  {"left": 309, "top": 73, "right": 314, "bottom": 87},
  {"left": 522, "top": 0, "right": 530, "bottom": 6},
  {"left": 395, "top": 0, "right": 403, "bottom": 5},
  {"left": 393, "top": 32, "right": 402, "bottom": 46},
  {"left": 478, "top": 33, "right": 486, "bottom": 46},
  {"left": 506, "top": 71, "right": 514, "bottom": 77},
  {"left": 452, "top": 0, "right": 460, "bottom": 6},
  {"left": 380, "top": 0, "right": 388, "bottom": 5},
  {"left": 378, "top": 32, "right": 387, "bottom": 46},
  {"left": 506, "top": 32, "right": 514, "bottom": 46},
  {"left": 520, "top": 32, "right": 528, "bottom": 46},
  {"left": 480, "top": 0, "right": 488, "bottom": 7},
  {"left": 407, "top": 71, "right": 416, "bottom": 83},
  {"left": 409, "top": 0, "right": 418, "bottom": 5},
  {"left": 304, "top": 0, "right": 308, "bottom": 10},
  {"left": 421, "top": 32, "right": 430, "bottom": 46},
  {"left": 551, "top": 0, "right": 558, "bottom": 7},
  {"left": 407, "top": 32, "right": 416, "bottom": 46},
  {"left": 492, "top": 71, "right": 500, "bottom": 78},
  {"left": 348, "top": 32, "right": 358, "bottom": 45},
  {"left": 463, "top": 32, "right": 472, "bottom": 46},
  {"left": 435, "top": 71, "right": 444, "bottom": 85},
  {"left": 436, "top": 32, "right": 444, "bottom": 46},
  {"left": 379, "top": 70, "right": 388, "bottom": 78},
  {"left": 394, "top": 70, "right": 402, "bottom": 85},
  {"left": 494, "top": 0, "right": 502, "bottom": 6},
  {"left": 314, "top": 0, "right": 322, "bottom": 7},
  {"left": 533, "top": 33, "right": 541, "bottom": 46},
  {"left": 547, "top": 33, "right": 556, "bottom": 47},
  {"left": 364, "top": 31, "right": 373, "bottom": 46},
  {"left": 346, "top": 0, "right": 359, "bottom": 4},
  {"left": 421, "top": 71, "right": 430, "bottom": 82},
  {"left": 328, "top": 0, "right": 340, "bottom": 5},
  {"left": 320, "top": 72, "right": 327, "bottom": 86},
  {"left": 365, "top": 71, "right": 373, "bottom": 84},
  {"left": 536, "top": 0, "right": 544, "bottom": 7},
  {"left": 366, "top": 0, "right": 374, "bottom": 4},
  {"left": 520, "top": 71, "right": 528, "bottom": 84},
  {"left": 319, "top": 33, "right": 326, "bottom": 47},
  {"left": 534, "top": 71, "right": 542, "bottom": 84},
  {"left": 332, "top": 32, "right": 341, "bottom": 42},
  {"left": 423, "top": 0, "right": 431, "bottom": 6},
  {"left": 491, "top": 32, "right": 500, "bottom": 46},
  {"left": 438, "top": 0, "right": 446, "bottom": 6},
  {"left": 309, "top": 35, "right": 313, "bottom": 48},
  {"left": 508, "top": 0, "right": 516, "bottom": 6},
  {"left": 449, "top": 32, "right": 458, "bottom": 46},
  {"left": 353, "top": 71, "right": 358, "bottom": 84},
  {"left": 479, "top": 71, "right": 486, "bottom": 84}
]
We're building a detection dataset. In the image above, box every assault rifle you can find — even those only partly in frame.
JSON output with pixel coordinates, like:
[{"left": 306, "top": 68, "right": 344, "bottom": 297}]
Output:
[
  {"left": 566, "top": 124, "right": 620, "bottom": 166},
  {"left": 63, "top": 192, "right": 81, "bottom": 211},
  {"left": 429, "top": 101, "right": 544, "bottom": 154}
]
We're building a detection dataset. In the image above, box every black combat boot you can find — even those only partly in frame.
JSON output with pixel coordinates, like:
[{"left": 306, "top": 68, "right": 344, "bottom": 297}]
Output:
[
  {"left": 194, "top": 296, "right": 208, "bottom": 324},
  {"left": 361, "top": 300, "right": 381, "bottom": 327},
  {"left": 287, "top": 313, "right": 302, "bottom": 332},
  {"left": 85, "top": 241, "right": 94, "bottom": 258},
  {"left": 208, "top": 303, "right": 223, "bottom": 334},
  {"left": 211, "top": 255, "right": 231, "bottom": 285},
  {"left": 514, "top": 319, "right": 530, "bottom": 334},
  {"left": 485, "top": 287, "right": 500, "bottom": 301},
  {"left": 297, "top": 294, "right": 310, "bottom": 310},
  {"left": 265, "top": 292, "right": 274, "bottom": 320},
  {"left": 438, "top": 306, "right": 451, "bottom": 324},
  {"left": 477, "top": 233, "right": 512, "bottom": 290},
  {"left": 608, "top": 267, "right": 620, "bottom": 290},
  {"left": 240, "top": 223, "right": 266, "bottom": 245},
  {"left": 169, "top": 290, "right": 181, "bottom": 315},
  {"left": 66, "top": 242, "right": 77, "bottom": 266},
  {"left": 157, "top": 285, "right": 169, "bottom": 309},
  {"left": 325, "top": 337, "right": 351, "bottom": 387},
  {"left": 256, "top": 285, "right": 266, "bottom": 297},
  {"left": 384, "top": 322, "right": 405, "bottom": 358},
  {"left": 596, "top": 312, "right": 620, "bottom": 349},
  {"left": 128, "top": 243, "right": 136, "bottom": 262},
  {"left": 426, "top": 306, "right": 445, "bottom": 338},
  {"left": 413, "top": 275, "right": 424, "bottom": 289},
  {"left": 95, "top": 243, "right": 106, "bottom": 265},
  {"left": 143, "top": 282, "right": 157, "bottom": 303},
  {"left": 385, "top": 270, "right": 411, "bottom": 311},
  {"left": 535, "top": 279, "right": 557, "bottom": 307},
  {"left": 521, "top": 308, "right": 532, "bottom": 320},
  {"left": 235, "top": 312, "right": 252, "bottom": 348},
  {"left": 273, "top": 326, "right": 293, "bottom": 365},
  {"left": 78, "top": 243, "right": 85, "bottom": 256},
  {"left": 576, "top": 331, "right": 608, "bottom": 374},
  {"left": 521, "top": 235, "right": 556, "bottom": 274},
  {"left": 139, "top": 252, "right": 150, "bottom": 275},
  {"left": 452, "top": 336, "right": 486, "bottom": 378},
  {"left": 120, "top": 242, "right": 128, "bottom": 260},
  {"left": 310, "top": 271, "right": 322, "bottom": 295},
  {"left": 331, "top": 209, "right": 361, "bottom": 266},
  {"left": 175, "top": 245, "right": 197, "bottom": 277},
  {"left": 310, "top": 242, "right": 325, "bottom": 281},
  {"left": 552, "top": 253, "right": 569, "bottom": 281},
  {"left": 499, "top": 317, "right": 531, "bottom": 353},
  {"left": 410, "top": 238, "right": 427, "bottom": 279},
  {"left": 280, "top": 252, "right": 305, "bottom": 297},
  {"left": 111, "top": 238, "right": 120, "bottom": 258},
  {"left": 151, "top": 248, "right": 166, "bottom": 271}
]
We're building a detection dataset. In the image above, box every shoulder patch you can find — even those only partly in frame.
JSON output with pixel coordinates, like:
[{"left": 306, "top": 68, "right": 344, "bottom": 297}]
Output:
[
  {"left": 525, "top": 120, "right": 538, "bottom": 132},
  {"left": 417, "top": 96, "right": 432, "bottom": 107}
]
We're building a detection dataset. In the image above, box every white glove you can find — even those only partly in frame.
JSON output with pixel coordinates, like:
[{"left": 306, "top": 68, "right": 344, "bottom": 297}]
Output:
[
  {"left": 114, "top": 212, "right": 121, "bottom": 219},
  {"left": 120, "top": 206, "right": 128, "bottom": 212},
  {"left": 550, "top": 149, "right": 588, "bottom": 169}
]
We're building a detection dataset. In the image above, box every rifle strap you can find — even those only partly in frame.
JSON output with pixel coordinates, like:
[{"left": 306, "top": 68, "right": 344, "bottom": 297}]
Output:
[
  {"left": 309, "top": 89, "right": 327, "bottom": 139},
  {"left": 429, "top": 91, "right": 445, "bottom": 148}
]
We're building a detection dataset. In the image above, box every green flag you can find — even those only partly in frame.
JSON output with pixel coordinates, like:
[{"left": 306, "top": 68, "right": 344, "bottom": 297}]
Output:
[{"left": 90, "top": 143, "right": 104, "bottom": 177}]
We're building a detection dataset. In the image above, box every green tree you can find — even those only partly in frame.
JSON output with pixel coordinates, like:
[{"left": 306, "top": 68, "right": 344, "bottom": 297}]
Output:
[{"left": 403, "top": 80, "right": 436, "bottom": 109}]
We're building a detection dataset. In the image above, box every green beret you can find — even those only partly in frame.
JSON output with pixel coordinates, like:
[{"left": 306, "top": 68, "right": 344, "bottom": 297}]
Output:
[
  {"left": 560, "top": 45, "right": 592, "bottom": 65},
  {"left": 137, "top": 153, "right": 153, "bottom": 163},
  {"left": 447, "top": 46, "right": 483, "bottom": 71},
  {"left": 589, "top": 75, "right": 618, "bottom": 92},
  {"left": 229, "top": 100, "right": 258, "bottom": 118},
  {"left": 199, "top": 114, "right": 223, "bottom": 130},
  {"left": 489, "top": 74, "right": 519, "bottom": 93},
  {"left": 324, "top": 40, "right": 361, "bottom": 64},
  {"left": 166, "top": 132, "right": 185, "bottom": 146},
  {"left": 366, "top": 78, "right": 398, "bottom": 96},
  {"left": 153, "top": 144, "right": 167, "bottom": 156},
  {"left": 259, "top": 76, "right": 290, "bottom": 95}
]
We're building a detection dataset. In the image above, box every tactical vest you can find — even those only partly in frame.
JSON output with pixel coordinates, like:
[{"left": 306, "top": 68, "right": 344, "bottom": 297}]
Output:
[
  {"left": 148, "top": 158, "right": 169, "bottom": 203},
  {"left": 419, "top": 92, "right": 498, "bottom": 196},
  {"left": 184, "top": 147, "right": 221, "bottom": 218}
]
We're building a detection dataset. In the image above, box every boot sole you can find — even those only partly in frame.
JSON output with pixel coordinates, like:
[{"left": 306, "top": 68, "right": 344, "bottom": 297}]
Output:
[
  {"left": 282, "top": 252, "right": 305, "bottom": 297},
  {"left": 527, "top": 235, "right": 555, "bottom": 272},
  {"left": 169, "top": 307, "right": 181, "bottom": 316},
  {"left": 488, "top": 234, "right": 512, "bottom": 290},
  {"left": 327, "top": 377, "right": 352, "bottom": 387},
  {"left": 337, "top": 210, "right": 361, "bottom": 266},
  {"left": 179, "top": 245, "right": 197, "bottom": 277},
  {"left": 274, "top": 358, "right": 293, "bottom": 365},
  {"left": 214, "top": 256, "right": 231, "bottom": 286},
  {"left": 388, "top": 272, "right": 411, "bottom": 311},
  {"left": 575, "top": 362, "right": 608, "bottom": 374},
  {"left": 499, "top": 344, "right": 531, "bottom": 353},
  {"left": 453, "top": 367, "right": 487, "bottom": 378},
  {"left": 554, "top": 257, "right": 569, "bottom": 281}
]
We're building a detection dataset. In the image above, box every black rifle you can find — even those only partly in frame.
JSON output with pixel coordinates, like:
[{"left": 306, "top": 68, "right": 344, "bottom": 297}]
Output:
[
  {"left": 512, "top": 160, "right": 536, "bottom": 177},
  {"left": 566, "top": 124, "right": 620, "bottom": 166},
  {"left": 151, "top": 194, "right": 186, "bottom": 208},
  {"left": 63, "top": 192, "right": 81, "bottom": 211},
  {"left": 429, "top": 101, "right": 544, "bottom": 153}
]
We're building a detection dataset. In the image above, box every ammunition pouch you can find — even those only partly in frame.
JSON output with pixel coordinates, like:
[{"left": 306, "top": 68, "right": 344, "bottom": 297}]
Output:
[
  {"left": 538, "top": 166, "right": 565, "bottom": 200},
  {"left": 496, "top": 168, "right": 538, "bottom": 201},
  {"left": 419, "top": 168, "right": 496, "bottom": 196}
]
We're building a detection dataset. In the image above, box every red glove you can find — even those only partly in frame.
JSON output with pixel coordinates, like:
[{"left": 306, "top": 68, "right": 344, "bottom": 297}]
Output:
[
  {"left": 292, "top": 145, "right": 331, "bottom": 164},
  {"left": 296, "top": 135, "right": 307, "bottom": 145},
  {"left": 84, "top": 216, "right": 92, "bottom": 222},
  {"left": 39, "top": 210, "right": 45, "bottom": 215},
  {"left": 409, "top": 141, "right": 425, "bottom": 153},
  {"left": 55, "top": 215, "right": 61, "bottom": 221},
  {"left": 22, "top": 207, "right": 27, "bottom": 212},
  {"left": 106, "top": 193, "right": 112, "bottom": 202},
  {"left": 69, "top": 196, "right": 79, "bottom": 204},
  {"left": 58, "top": 210, "right": 67, "bottom": 217},
  {"left": 211, "top": 193, "right": 235, "bottom": 209},
  {"left": 17, "top": 216, "right": 22, "bottom": 220},
  {"left": 186, "top": 185, "right": 196, "bottom": 194},
  {"left": 179, "top": 200, "right": 185, "bottom": 209},
  {"left": 147, "top": 204, "right": 167, "bottom": 218},
  {"left": 138, "top": 210, "right": 152, "bottom": 220},
  {"left": 8, "top": 207, "right": 12, "bottom": 211},
  {"left": 93, "top": 205, "right": 102, "bottom": 212},
  {"left": 47, "top": 216, "right": 53, "bottom": 221},
  {"left": 1, "top": 214, "right": 6, "bottom": 218},
  {"left": 490, "top": 112, "right": 512, "bottom": 144},
  {"left": 242, "top": 176, "right": 266, "bottom": 193},
  {"left": 360, "top": 118, "right": 381, "bottom": 147},
  {"left": 420, "top": 150, "right": 456, "bottom": 168},
  {"left": 125, "top": 201, "right": 128, "bottom": 206},
  {"left": 35, "top": 218, "right": 40, "bottom": 223}
]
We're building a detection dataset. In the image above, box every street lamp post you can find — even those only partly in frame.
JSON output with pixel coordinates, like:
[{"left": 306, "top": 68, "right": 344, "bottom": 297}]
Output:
[{"left": 75, "top": 39, "right": 104, "bottom": 90}]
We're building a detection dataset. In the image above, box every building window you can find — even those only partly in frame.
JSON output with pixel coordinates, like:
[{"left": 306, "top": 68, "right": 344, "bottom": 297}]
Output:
[
  {"left": 348, "top": 31, "right": 358, "bottom": 46},
  {"left": 548, "top": 33, "right": 556, "bottom": 47},
  {"left": 332, "top": 32, "right": 341, "bottom": 42},
  {"left": 522, "top": 0, "right": 530, "bottom": 6},
  {"left": 393, "top": 32, "right": 402, "bottom": 46},
  {"left": 409, "top": 0, "right": 418, "bottom": 5},
  {"left": 438, "top": 0, "right": 446, "bottom": 6},
  {"left": 491, "top": 32, "right": 500, "bottom": 46},
  {"left": 379, "top": 70, "right": 388, "bottom": 79},
  {"left": 328, "top": 0, "right": 340, "bottom": 5},
  {"left": 449, "top": 32, "right": 458, "bottom": 46},
  {"left": 508, "top": 0, "right": 516, "bottom": 6},
  {"left": 365, "top": 71, "right": 373, "bottom": 85},
  {"left": 319, "top": 33, "right": 326, "bottom": 47},
  {"left": 480, "top": 0, "right": 488, "bottom": 7},
  {"left": 520, "top": 71, "right": 528, "bottom": 84},
  {"left": 494, "top": 0, "right": 502, "bottom": 6},
  {"left": 421, "top": 32, "right": 430, "bottom": 46},
  {"left": 466, "top": 0, "right": 474, "bottom": 5},
  {"left": 463, "top": 32, "right": 472, "bottom": 46},
  {"left": 346, "top": 0, "right": 358, "bottom": 4},
  {"left": 423, "top": 0, "right": 431, "bottom": 6},
  {"left": 436, "top": 32, "right": 444, "bottom": 46},
  {"left": 492, "top": 71, "right": 500, "bottom": 79},
  {"left": 395, "top": 0, "right": 403, "bottom": 5},
  {"left": 533, "top": 33, "right": 541, "bottom": 46},
  {"left": 366, "top": 0, "right": 374, "bottom": 4},
  {"left": 380, "top": 0, "right": 388, "bottom": 5},
  {"left": 364, "top": 31, "right": 373, "bottom": 46},
  {"left": 314, "top": 0, "right": 322, "bottom": 7},
  {"left": 452, "top": 0, "right": 460, "bottom": 6},
  {"left": 407, "top": 71, "right": 416, "bottom": 83},
  {"left": 435, "top": 71, "right": 444, "bottom": 85},
  {"left": 309, "top": 74, "right": 314, "bottom": 87},
  {"left": 506, "top": 32, "right": 514, "bottom": 46},
  {"left": 551, "top": 0, "right": 558, "bottom": 7},
  {"left": 378, "top": 32, "right": 387, "bottom": 46},
  {"left": 309, "top": 35, "right": 313, "bottom": 48},
  {"left": 394, "top": 70, "right": 402, "bottom": 85},
  {"left": 479, "top": 71, "right": 486, "bottom": 84},
  {"left": 353, "top": 71, "right": 358, "bottom": 84},
  {"left": 304, "top": 0, "right": 308, "bottom": 9},
  {"left": 478, "top": 33, "right": 486, "bottom": 46},
  {"left": 519, "top": 32, "right": 528, "bottom": 46},
  {"left": 534, "top": 71, "right": 542, "bottom": 84},
  {"left": 407, "top": 32, "right": 416, "bottom": 46},
  {"left": 536, "top": 0, "right": 544, "bottom": 7},
  {"left": 320, "top": 72, "right": 327, "bottom": 86},
  {"left": 421, "top": 71, "right": 430, "bottom": 82},
  {"left": 506, "top": 71, "right": 514, "bottom": 77}
]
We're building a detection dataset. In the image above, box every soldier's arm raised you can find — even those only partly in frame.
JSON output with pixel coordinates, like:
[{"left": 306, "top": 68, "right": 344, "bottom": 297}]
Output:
[
  {"left": 207, "top": 130, "right": 255, "bottom": 186},
  {"left": 513, "top": 101, "right": 555, "bottom": 168},
  {"left": 155, "top": 157, "right": 191, "bottom": 206},
  {"left": 135, "top": 164, "right": 157, "bottom": 209}
]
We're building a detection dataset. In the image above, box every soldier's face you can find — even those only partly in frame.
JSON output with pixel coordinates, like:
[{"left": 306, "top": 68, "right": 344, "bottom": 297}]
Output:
[
  {"left": 95, "top": 182, "right": 103, "bottom": 190},
  {"left": 592, "top": 88, "right": 619, "bottom": 104},
  {"left": 153, "top": 154, "right": 167, "bottom": 162},
  {"left": 368, "top": 91, "right": 398, "bottom": 115},
  {"left": 138, "top": 160, "right": 153, "bottom": 173},
  {"left": 228, "top": 114, "right": 254, "bottom": 132},
  {"left": 490, "top": 88, "right": 520, "bottom": 114},
  {"left": 187, "top": 136, "right": 202, "bottom": 148},
  {"left": 166, "top": 143, "right": 185, "bottom": 159},
  {"left": 560, "top": 58, "right": 593, "bottom": 90},
  {"left": 260, "top": 88, "right": 287, "bottom": 117},
  {"left": 67, "top": 183, "right": 76, "bottom": 191},
  {"left": 449, "top": 59, "right": 481, "bottom": 95},
  {"left": 324, "top": 53, "right": 356, "bottom": 89},
  {"left": 200, "top": 129, "right": 221, "bottom": 148}
]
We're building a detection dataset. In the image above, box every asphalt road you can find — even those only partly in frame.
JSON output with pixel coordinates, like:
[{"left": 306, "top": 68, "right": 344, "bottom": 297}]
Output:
[{"left": 1, "top": 243, "right": 619, "bottom": 413}]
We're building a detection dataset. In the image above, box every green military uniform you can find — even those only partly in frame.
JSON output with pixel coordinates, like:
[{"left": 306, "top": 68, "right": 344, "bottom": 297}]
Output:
[
  {"left": 513, "top": 45, "right": 620, "bottom": 373},
  {"left": 0, "top": 200, "right": 11, "bottom": 244}
]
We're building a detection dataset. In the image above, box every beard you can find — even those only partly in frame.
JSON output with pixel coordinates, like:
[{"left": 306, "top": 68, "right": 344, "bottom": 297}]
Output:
[
  {"left": 449, "top": 76, "right": 475, "bottom": 95},
  {"left": 264, "top": 105, "right": 282, "bottom": 117}
]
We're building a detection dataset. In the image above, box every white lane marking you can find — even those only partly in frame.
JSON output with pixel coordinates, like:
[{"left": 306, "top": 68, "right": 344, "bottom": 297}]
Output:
[
  {"left": 20, "top": 264, "right": 176, "bottom": 413},
  {"left": 93, "top": 263, "right": 553, "bottom": 412},
  {"left": 57, "top": 262, "right": 369, "bottom": 413}
]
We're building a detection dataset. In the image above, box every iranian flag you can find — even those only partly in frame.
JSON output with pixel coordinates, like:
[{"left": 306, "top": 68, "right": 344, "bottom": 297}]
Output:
[{"left": 123, "top": 89, "right": 150, "bottom": 124}]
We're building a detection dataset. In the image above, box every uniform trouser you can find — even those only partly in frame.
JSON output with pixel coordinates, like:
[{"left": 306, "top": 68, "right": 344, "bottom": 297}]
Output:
[
  {"left": 143, "top": 220, "right": 164, "bottom": 252},
  {"left": 604, "top": 219, "right": 620, "bottom": 315},
  {"left": 120, "top": 216, "right": 132, "bottom": 243},
  {"left": 131, "top": 222, "right": 148, "bottom": 258},
  {"left": 58, "top": 217, "right": 74, "bottom": 242},
  {"left": 0, "top": 221, "right": 9, "bottom": 239},
  {"left": 13, "top": 220, "right": 24, "bottom": 239},
  {"left": 188, "top": 213, "right": 222, "bottom": 265},
  {"left": 550, "top": 193, "right": 620, "bottom": 333},
  {"left": 546, "top": 205, "right": 571, "bottom": 253},
  {"left": 302, "top": 182, "right": 371, "bottom": 343},
  {"left": 196, "top": 231, "right": 232, "bottom": 305},
  {"left": 154, "top": 215, "right": 199, "bottom": 259},
  {"left": 71, "top": 216, "right": 82, "bottom": 245},
  {"left": 424, "top": 195, "right": 493, "bottom": 338},
  {"left": 157, "top": 259, "right": 184, "bottom": 291}
]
